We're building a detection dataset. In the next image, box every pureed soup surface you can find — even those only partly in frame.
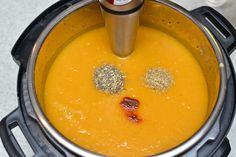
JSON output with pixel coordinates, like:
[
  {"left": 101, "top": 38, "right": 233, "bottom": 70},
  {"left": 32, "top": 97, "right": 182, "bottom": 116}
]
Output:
[{"left": 44, "top": 26, "right": 208, "bottom": 156}]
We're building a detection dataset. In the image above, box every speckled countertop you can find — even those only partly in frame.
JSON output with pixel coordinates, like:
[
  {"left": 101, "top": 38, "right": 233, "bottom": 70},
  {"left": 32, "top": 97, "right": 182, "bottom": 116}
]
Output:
[{"left": 0, "top": 0, "right": 236, "bottom": 156}]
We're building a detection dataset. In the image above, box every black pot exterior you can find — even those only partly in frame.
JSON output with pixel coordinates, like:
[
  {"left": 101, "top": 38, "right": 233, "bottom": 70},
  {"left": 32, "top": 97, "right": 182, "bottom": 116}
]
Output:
[{"left": 0, "top": 1, "right": 236, "bottom": 157}]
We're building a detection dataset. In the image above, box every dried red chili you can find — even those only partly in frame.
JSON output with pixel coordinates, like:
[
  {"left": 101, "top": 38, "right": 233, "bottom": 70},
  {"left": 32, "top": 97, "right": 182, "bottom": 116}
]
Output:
[
  {"left": 120, "top": 97, "right": 139, "bottom": 111},
  {"left": 127, "top": 113, "right": 142, "bottom": 123},
  {"left": 120, "top": 97, "right": 142, "bottom": 123}
]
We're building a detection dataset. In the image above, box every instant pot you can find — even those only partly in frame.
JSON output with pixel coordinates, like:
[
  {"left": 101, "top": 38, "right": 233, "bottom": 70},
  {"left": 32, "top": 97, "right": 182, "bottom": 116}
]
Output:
[{"left": 1, "top": 0, "right": 236, "bottom": 156}]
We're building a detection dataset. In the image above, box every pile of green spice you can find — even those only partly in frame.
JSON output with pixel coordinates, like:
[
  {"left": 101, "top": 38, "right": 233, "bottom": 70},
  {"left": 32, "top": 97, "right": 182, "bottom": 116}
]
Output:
[
  {"left": 144, "top": 68, "right": 173, "bottom": 91},
  {"left": 94, "top": 64, "right": 124, "bottom": 94}
]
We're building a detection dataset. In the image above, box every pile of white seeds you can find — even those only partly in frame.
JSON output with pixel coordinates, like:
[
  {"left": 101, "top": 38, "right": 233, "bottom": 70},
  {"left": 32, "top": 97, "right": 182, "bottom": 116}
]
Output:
[{"left": 144, "top": 68, "right": 173, "bottom": 91}]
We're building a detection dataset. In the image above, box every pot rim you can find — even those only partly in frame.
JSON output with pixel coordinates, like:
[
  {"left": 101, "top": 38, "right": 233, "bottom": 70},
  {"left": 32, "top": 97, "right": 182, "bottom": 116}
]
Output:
[{"left": 27, "top": 0, "right": 227, "bottom": 156}]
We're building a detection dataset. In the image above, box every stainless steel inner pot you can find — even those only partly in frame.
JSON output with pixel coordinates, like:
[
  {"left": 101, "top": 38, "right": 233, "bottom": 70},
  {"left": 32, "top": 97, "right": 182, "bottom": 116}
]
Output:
[{"left": 27, "top": 0, "right": 227, "bottom": 156}]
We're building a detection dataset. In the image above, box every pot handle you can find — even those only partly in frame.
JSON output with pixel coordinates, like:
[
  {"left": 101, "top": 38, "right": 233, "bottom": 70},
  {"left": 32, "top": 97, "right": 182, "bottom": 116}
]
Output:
[
  {"left": 212, "top": 138, "right": 231, "bottom": 157},
  {"left": 191, "top": 6, "right": 236, "bottom": 56},
  {"left": 0, "top": 108, "right": 44, "bottom": 157},
  {"left": 12, "top": 0, "right": 79, "bottom": 71}
]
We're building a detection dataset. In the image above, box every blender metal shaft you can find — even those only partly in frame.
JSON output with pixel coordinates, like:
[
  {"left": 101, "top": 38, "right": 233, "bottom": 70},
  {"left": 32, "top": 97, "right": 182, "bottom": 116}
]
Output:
[{"left": 99, "top": 0, "right": 143, "bottom": 57}]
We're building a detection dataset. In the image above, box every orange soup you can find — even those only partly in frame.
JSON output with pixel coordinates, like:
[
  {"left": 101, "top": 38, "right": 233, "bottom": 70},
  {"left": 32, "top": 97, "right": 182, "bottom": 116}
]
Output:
[{"left": 44, "top": 26, "right": 208, "bottom": 156}]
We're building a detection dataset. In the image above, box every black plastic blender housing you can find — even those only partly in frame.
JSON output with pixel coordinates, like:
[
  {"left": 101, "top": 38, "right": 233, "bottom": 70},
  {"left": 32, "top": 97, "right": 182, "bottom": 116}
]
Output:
[{"left": 0, "top": 0, "right": 236, "bottom": 157}]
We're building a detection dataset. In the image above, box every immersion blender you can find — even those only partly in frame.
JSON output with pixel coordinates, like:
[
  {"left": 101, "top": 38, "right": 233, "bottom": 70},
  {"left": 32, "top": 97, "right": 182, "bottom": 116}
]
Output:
[{"left": 99, "top": 0, "right": 144, "bottom": 57}]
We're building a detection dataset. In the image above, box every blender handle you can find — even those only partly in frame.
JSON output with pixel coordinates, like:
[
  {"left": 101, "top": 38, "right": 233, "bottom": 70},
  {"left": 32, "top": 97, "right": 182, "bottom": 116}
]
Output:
[
  {"left": 0, "top": 108, "right": 45, "bottom": 157},
  {"left": 191, "top": 6, "right": 236, "bottom": 56}
]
